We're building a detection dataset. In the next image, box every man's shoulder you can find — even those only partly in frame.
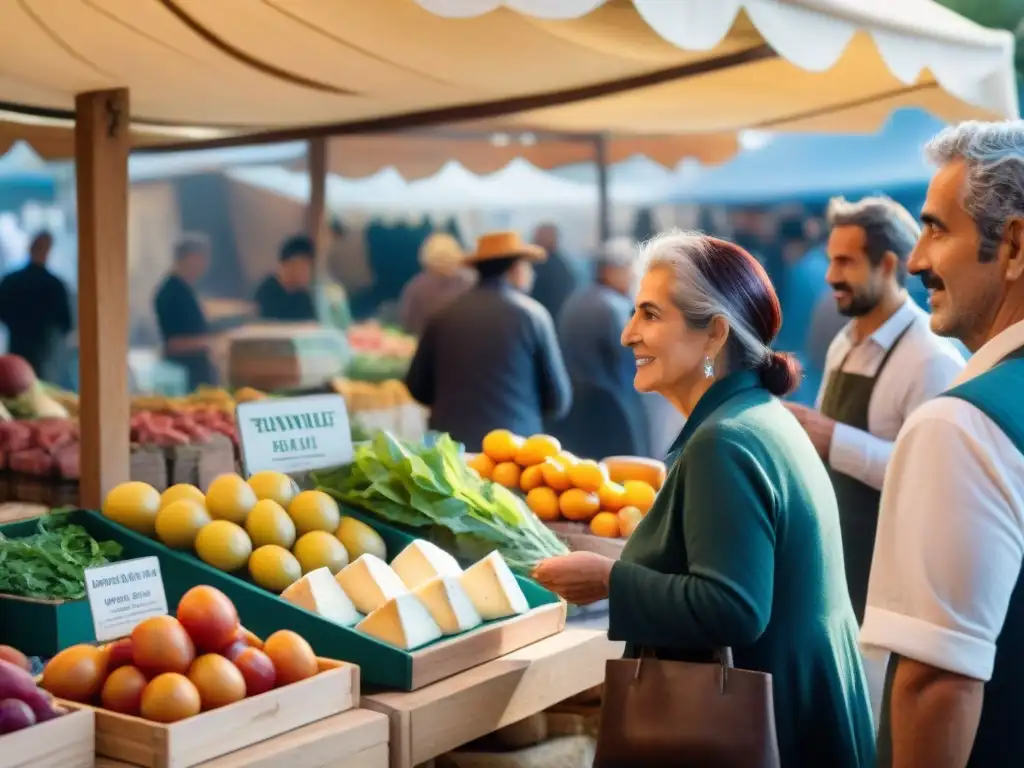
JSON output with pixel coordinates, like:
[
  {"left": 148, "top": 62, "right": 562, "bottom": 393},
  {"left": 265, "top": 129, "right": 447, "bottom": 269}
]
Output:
[{"left": 900, "top": 393, "right": 1013, "bottom": 448}]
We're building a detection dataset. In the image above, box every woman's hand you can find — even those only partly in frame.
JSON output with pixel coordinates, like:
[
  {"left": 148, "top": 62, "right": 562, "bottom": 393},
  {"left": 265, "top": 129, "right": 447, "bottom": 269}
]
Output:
[{"left": 532, "top": 552, "right": 615, "bottom": 605}]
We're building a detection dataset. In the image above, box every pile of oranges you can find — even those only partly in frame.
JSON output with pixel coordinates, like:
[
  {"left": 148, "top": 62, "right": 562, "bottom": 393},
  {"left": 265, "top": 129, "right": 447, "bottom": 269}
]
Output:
[
  {"left": 41, "top": 585, "right": 321, "bottom": 723},
  {"left": 467, "top": 430, "right": 657, "bottom": 539}
]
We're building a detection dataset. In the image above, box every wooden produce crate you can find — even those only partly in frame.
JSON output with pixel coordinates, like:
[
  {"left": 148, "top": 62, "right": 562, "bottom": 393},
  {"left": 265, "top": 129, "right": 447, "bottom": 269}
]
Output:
[
  {"left": 363, "top": 629, "right": 623, "bottom": 768},
  {"left": 94, "top": 709, "right": 389, "bottom": 768},
  {"left": 63, "top": 658, "right": 357, "bottom": 768},
  {"left": 0, "top": 707, "right": 95, "bottom": 768},
  {"left": 75, "top": 509, "right": 566, "bottom": 691},
  {"left": 545, "top": 521, "right": 626, "bottom": 560}
]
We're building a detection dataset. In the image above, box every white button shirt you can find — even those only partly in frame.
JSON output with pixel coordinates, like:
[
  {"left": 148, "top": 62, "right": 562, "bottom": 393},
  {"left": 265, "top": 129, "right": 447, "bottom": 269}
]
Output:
[
  {"left": 861, "top": 320, "right": 1024, "bottom": 681},
  {"left": 816, "top": 299, "right": 966, "bottom": 490}
]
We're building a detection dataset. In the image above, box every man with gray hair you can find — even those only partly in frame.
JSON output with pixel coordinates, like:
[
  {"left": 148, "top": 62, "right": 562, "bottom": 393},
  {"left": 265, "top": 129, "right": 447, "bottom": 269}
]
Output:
[
  {"left": 556, "top": 237, "right": 650, "bottom": 456},
  {"left": 861, "top": 122, "right": 1024, "bottom": 767},
  {"left": 786, "top": 196, "right": 964, "bottom": 632}
]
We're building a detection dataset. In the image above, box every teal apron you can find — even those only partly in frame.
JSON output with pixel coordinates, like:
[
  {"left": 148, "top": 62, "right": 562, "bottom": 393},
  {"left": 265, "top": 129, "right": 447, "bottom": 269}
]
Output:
[
  {"left": 819, "top": 323, "right": 913, "bottom": 623},
  {"left": 877, "top": 344, "right": 1024, "bottom": 767}
]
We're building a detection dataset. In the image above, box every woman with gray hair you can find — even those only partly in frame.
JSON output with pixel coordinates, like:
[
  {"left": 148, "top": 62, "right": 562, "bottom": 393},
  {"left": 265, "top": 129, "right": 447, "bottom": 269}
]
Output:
[
  {"left": 398, "top": 232, "right": 474, "bottom": 336},
  {"left": 534, "top": 232, "right": 875, "bottom": 766}
]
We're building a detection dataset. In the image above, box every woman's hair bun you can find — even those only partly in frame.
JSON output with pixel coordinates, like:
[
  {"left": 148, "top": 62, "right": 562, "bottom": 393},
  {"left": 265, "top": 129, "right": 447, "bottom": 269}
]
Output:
[{"left": 759, "top": 351, "right": 802, "bottom": 397}]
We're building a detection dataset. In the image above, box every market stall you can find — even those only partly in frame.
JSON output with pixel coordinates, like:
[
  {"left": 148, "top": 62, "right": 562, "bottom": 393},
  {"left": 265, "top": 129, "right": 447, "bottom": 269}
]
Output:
[{"left": 0, "top": 3, "right": 1018, "bottom": 767}]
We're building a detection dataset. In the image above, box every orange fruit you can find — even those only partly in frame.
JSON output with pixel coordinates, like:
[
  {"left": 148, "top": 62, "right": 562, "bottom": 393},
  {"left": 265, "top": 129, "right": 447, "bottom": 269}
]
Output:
[
  {"left": 491, "top": 462, "right": 522, "bottom": 489},
  {"left": 132, "top": 615, "right": 196, "bottom": 676},
  {"left": 590, "top": 512, "right": 621, "bottom": 538},
  {"left": 555, "top": 451, "right": 580, "bottom": 468},
  {"left": 101, "top": 665, "right": 148, "bottom": 715},
  {"left": 514, "top": 434, "right": 561, "bottom": 467},
  {"left": 466, "top": 453, "right": 496, "bottom": 479},
  {"left": 42, "top": 644, "right": 107, "bottom": 702},
  {"left": 617, "top": 506, "right": 645, "bottom": 537},
  {"left": 519, "top": 464, "right": 545, "bottom": 492},
  {"left": 481, "top": 429, "right": 523, "bottom": 462},
  {"left": 559, "top": 488, "right": 600, "bottom": 522},
  {"left": 569, "top": 460, "right": 607, "bottom": 493},
  {"left": 263, "top": 630, "right": 318, "bottom": 686},
  {"left": 188, "top": 654, "right": 247, "bottom": 710},
  {"left": 140, "top": 673, "right": 202, "bottom": 723},
  {"left": 526, "top": 486, "right": 560, "bottom": 521},
  {"left": 540, "top": 457, "right": 572, "bottom": 492},
  {"left": 622, "top": 480, "right": 657, "bottom": 514},
  {"left": 177, "top": 585, "right": 240, "bottom": 653},
  {"left": 598, "top": 480, "right": 627, "bottom": 512},
  {"left": 233, "top": 647, "right": 277, "bottom": 696}
]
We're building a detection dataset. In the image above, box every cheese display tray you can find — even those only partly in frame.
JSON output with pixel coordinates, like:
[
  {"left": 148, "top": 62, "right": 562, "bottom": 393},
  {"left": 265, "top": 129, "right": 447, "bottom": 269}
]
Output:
[{"left": 72, "top": 509, "right": 566, "bottom": 691}]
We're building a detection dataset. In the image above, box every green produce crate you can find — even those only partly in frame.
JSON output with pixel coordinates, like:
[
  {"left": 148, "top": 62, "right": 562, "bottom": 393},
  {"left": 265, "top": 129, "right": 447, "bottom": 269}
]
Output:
[
  {"left": 47, "top": 509, "right": 562, "bottom": 690},
  {"left": 0, "top": 513, "right": 105, "bottom": 657}
]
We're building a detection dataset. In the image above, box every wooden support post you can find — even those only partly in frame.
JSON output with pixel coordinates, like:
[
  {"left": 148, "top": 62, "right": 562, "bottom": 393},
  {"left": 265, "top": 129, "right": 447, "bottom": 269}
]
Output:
[
  {"left": 594, "top": 133, "right": 610, "bottom": 243},
  {"left": 75, "top": 89, "right": 131, "bottom": 508},
  {"left": 307, "top": 137, "right": 328, "bottom": 251}
]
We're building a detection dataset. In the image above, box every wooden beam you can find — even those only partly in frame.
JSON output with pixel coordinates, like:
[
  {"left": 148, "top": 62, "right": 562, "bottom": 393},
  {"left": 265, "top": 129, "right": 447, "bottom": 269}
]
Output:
[
  {"left": 594, "top": 134, "right": 610, "bottom": 243},
  {"left": 75, "top": 89, "right": 131, "bottom": 508},
  {"left": 306, "top": 137, "right": 328, "bottom": 250}
]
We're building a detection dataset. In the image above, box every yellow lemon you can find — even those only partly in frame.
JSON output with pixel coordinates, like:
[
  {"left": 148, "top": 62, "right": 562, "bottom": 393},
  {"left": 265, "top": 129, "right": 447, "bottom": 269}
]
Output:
[
  {"left": 155, "top": 499, "right": 212, "bottom": 550},
  {"left": 245, "top": 499, "right": 297, "bottom": 550},
  {"left": 160, "top": 483, "right": 205, "bottom": 509},
  {"left": 195, "top": 520, "right": 252, "bottom": 572},
  {"left": 287, "top": 490, "right": 341, "bottom": 536},
  {"left": 247, "top": 471, "right": 299, "bottom": 507},
  {"left": 103, "top": 481, "right": 161, "bottom": 536},
  {"left": 514, "top": 434, "right": 561, "bottom": 467},
  {"left": 248, "top": 545, "right": 302, "bottom": 593},
  {"left": 292, "top": 531, "right": 349, "bottom": 575},
  {"left": 568, "top": 460, "right": 607, "bottom": 493},
  {"left": 335, "top": 516, "right": 387, "bottom": 562},
  {"left": 205, "top": 474, "right": 258, "bottom": 525}
]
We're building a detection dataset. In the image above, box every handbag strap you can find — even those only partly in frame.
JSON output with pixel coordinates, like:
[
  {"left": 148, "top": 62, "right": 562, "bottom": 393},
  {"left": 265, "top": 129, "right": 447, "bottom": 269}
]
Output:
[{"left": 634, "top": 647, "right": 735, "bottom": 694}]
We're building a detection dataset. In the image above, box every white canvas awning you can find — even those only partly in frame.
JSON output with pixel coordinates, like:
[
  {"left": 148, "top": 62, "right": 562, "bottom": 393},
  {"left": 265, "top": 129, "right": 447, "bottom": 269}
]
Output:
[{"left": 0, "top": 0, "right": 1012, "bottom": 160}]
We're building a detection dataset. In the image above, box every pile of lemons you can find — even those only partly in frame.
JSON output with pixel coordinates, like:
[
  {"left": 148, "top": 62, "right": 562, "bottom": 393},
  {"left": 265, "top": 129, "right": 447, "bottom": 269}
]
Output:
[{"left": 101, "top": 472, "right": 387, "bottom": 594}]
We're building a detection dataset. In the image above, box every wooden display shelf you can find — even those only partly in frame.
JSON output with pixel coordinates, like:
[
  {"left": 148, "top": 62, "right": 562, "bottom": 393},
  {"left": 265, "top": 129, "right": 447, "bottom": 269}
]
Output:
[
  {"left": 546, "top": 521, "right": 627, "bottom": 560},
  {"left": 362, "top": 628, "right": 622, "bottom": 768},
  {"left": 95, "top": 708, "right": 389, "bottom": 768},
  {"left": 0, "top": 707, "right": 95, "bottom": 768},
  {"left": 65, "top": 658, "right": 357, "bottom": 768}
]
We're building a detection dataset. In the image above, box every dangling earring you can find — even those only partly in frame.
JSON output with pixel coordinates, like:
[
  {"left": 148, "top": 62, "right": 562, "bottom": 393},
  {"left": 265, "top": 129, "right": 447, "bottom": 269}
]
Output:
[{"left": 703, "top": 356, "right": 715, "bottom": 379}]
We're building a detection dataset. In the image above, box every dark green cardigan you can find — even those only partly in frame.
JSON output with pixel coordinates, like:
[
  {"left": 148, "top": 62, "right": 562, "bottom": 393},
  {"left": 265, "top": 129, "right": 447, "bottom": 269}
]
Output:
[{"left": 610, "top": 371, "right": 875, "bottom": 767}]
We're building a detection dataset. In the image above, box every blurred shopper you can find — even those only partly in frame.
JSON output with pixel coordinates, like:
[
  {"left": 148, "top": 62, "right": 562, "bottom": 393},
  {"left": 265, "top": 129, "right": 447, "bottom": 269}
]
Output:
[
  {"left": 405, "top": 231, "right": 571, "bottom": 450},
  {"left": 534, "top": 232, "right": 875, "bottom": 767},
  {"left": 862, "top": 122, "right": 1024, "bottom": 768},
  {"left": 254, "top": 235, "right": 318, "bottom": 322},
  {"left": 0, "top": 231, "right": 73, "bottom": 383},
  {"left": 398, "top": 232, "right": 474, "bottom": 337},
  {"left": 153, "top": 234, "right": 219, "bottom": 389},
  {"left": 529, "top": 223, "right": 579, "bottom": 319},
  {"left": 785, "top": 196, "right": 964, "bottom": 628},
  {"left": 556, "top": 237, "right": 650, "bottom": 456}
]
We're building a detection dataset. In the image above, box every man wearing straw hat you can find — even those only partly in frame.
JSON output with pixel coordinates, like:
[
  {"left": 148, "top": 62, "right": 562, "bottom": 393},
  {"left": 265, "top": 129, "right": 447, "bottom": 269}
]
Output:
[{"left": 405, "top": 231, "right": 572, "bottom": 451}]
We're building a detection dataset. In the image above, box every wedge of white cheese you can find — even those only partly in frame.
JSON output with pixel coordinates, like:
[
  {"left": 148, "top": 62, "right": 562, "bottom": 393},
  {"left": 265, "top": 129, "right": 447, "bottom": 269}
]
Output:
[
  {"left": 281, "top": 567, "right": 360, "bottom": 627},
  {"left": 335, "top": 553, "right": 407, "bottom": 614},
  {"left": 459, "top": 551, "right": 529, "bottom": 621},
  {"left": 413, "top": 576, "right": 482, "bottom": 635},
  {"left": 391, "top": 540, "right": 463, "bottom": 590},
  {"left": 356, "top": 592, "right": 442, "bottom": 650}
]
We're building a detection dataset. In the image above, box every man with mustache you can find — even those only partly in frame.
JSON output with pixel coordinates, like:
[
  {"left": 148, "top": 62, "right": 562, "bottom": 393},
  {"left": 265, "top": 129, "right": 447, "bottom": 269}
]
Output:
[
  {"left": 785, "top": 197, "right": 965, "bottom": 719},
  {"left": 861, "top": 122, "right": 1024, "bottom": 767}
]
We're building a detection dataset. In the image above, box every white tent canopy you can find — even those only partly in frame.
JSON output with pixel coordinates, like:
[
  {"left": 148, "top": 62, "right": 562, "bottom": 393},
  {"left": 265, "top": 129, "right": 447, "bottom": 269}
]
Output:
[{"left": 0, "top": 0, "right": 1012, "bottom": 158}]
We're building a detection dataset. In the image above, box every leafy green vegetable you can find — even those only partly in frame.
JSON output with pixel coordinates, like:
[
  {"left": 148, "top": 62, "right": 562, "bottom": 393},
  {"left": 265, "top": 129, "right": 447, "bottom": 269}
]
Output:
[
  {"left": 0, "top": 512, "right": 123, "bottom": 600},
  {"left": 313, "top": 431, "right": 568, "bottom": 575}
]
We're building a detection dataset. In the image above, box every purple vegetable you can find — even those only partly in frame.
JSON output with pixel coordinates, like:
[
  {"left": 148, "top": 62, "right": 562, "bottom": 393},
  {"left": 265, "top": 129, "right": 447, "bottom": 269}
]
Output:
[
  {"left": 0, "top": 698, "right": 35, "bottom": 734},
  {"left": 0, "top": 660, "right": 55, "bottom": 723}
]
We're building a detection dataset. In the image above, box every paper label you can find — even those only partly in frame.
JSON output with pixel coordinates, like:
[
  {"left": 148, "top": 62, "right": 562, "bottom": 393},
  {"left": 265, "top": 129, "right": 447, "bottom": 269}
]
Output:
[
  {"left": 236, "top": 393, "right": 353, "bottom": 476},
  {"left": 84, "top": 556, "right": 169, "bottom": 642}
]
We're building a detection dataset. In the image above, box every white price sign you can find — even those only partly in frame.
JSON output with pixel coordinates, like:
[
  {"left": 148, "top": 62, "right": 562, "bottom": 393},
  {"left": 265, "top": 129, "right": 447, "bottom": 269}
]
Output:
[
  {"left": 84, "top": 556, "right": 169, "bottom": 643},
  {"left": 236, "top": 393, "right": 353, "bottom": 477}
]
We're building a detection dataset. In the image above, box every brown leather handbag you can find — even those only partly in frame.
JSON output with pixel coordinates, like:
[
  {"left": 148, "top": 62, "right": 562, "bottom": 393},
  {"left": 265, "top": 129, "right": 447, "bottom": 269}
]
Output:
[{"left": 593, "top": 648, "right": 781, "bottom": 767}]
